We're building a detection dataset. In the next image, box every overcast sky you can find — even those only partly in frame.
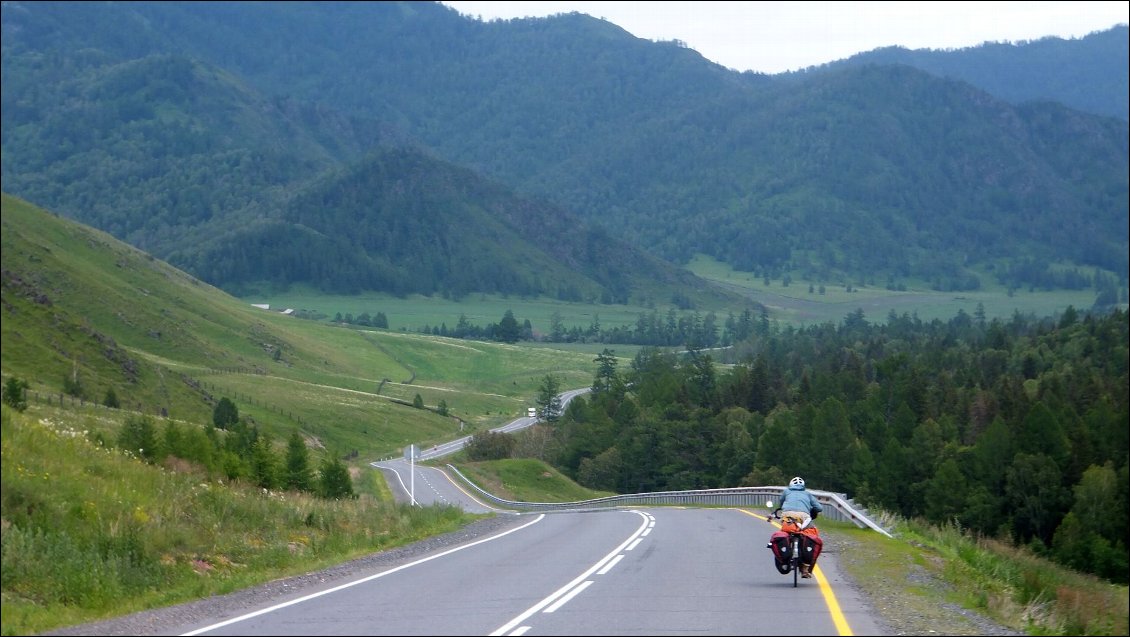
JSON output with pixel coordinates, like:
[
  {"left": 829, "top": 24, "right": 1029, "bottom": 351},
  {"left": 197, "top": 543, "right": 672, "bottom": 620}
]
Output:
[{"left": 441, "top": 1, "right": 1129, "bottom": 74}]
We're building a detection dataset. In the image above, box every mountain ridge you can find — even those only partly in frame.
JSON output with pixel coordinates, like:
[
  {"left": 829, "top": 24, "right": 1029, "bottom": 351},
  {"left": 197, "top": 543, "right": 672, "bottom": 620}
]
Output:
[
  {"left": 2, "top": 1, "right": 1125, "bottom": 300},
  {"left": 825, "top": 24, "right": 1129, "bottom": 121}
]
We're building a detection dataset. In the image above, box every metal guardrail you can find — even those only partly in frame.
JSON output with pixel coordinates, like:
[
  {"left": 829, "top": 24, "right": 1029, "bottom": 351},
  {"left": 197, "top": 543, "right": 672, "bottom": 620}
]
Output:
[{"left": 445, "top": 464, "right": 893, "bottom": 538}]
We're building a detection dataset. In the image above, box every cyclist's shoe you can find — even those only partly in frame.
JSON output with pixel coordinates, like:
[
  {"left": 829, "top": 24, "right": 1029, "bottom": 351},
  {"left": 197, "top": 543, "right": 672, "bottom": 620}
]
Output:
[{"left": 800, "top": 564, "right": 813, "bottom": 578}]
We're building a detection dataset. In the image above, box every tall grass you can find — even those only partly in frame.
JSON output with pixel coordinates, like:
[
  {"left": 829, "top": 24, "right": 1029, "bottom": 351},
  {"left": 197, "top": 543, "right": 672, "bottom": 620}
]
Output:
[
  {"left": 0, "top": 404, "right": 481, "bottom": 636},
  {"left": 900, "top": 518, "right": 1128, "bottom": 636}
]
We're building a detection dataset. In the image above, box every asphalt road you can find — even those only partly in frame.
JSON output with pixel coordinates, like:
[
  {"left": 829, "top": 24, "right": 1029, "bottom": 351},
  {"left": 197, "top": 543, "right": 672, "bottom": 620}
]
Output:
[
  {"left": 172, "top": 507, "right": 885, "bottom": 636},
  {"left": 318, "top": 393, "right": 885, "bottom": 636},
  {"left": 374, "top": 457, "right": 503, "bottom": 513}
]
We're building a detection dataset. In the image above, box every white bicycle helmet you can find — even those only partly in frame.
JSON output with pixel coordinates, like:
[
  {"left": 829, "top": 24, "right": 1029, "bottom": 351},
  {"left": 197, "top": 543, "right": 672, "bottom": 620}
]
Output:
[{"left": 789, "top": 476, "right": 805, "bottom": 488}]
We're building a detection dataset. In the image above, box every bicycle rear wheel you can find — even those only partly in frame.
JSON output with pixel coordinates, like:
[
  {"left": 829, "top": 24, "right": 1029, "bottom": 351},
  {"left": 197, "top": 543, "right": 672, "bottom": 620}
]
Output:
[{"left": 791, "top": 536, "right": 799, "bottom": 587}]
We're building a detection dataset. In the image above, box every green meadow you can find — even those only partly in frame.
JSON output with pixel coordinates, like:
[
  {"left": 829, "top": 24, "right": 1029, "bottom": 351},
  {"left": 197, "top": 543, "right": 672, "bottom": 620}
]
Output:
[
  {"left": 250, "top": 256, "right": 1108, "bottom": 345},
  {"left": 245, "top": 285, "right": 659, "bottom": 334},
  {"left": 684, "top": 254, "right": 1106, "bottom": 325}
]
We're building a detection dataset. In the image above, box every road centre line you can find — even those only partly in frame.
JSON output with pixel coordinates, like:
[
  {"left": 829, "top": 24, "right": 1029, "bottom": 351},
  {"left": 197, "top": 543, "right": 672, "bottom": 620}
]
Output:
[
  {"left": 490, "top": 510, "right": 652, "bottom": 636},
  {"left": 544, "top": 580, "right": 595, "bottom": 613},
  {"left": 597, "top": 554, "right": 625, "bottom": 575}
]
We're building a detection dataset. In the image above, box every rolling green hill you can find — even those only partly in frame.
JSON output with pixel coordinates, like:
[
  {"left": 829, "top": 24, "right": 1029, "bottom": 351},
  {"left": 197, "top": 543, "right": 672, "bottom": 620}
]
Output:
[
  {"left": 165, "top": 144, "right": 739, "bottom": 308},
  {"left": 1, "top": 194, "right": 601, "bottom": 457}
]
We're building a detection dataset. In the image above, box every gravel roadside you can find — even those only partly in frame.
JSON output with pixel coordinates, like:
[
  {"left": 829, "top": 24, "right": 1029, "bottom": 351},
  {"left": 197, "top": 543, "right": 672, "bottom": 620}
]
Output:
[
  {"left": 822, "top": 530, "right": 1026, "bottom": 636},
  {"left": 42, "top": 514, "right": 1026, "bottom": 636}
]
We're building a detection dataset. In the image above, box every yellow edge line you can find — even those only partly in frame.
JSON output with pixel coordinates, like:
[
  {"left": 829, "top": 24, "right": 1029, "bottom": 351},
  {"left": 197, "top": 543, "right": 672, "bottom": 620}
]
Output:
[{"left": 737, "top": 509, "right": 854, "bottom": 636}]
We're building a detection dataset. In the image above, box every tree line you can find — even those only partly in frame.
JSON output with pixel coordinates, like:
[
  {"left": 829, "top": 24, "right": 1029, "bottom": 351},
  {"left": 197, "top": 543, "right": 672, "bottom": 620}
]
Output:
[
  {"left": 103, "top": 395, "right": 354, "bottom": 500},
  {"left": 412, "top": 307, "right": 773, "bottom": 348}
]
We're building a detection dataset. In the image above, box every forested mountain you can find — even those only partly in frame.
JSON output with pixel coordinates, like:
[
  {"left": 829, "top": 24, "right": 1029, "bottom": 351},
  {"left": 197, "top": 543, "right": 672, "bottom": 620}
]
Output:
[
  {"left": 169, "top": 145, "right": 725, "bottom": 304},
  {"left": 1, "top": 51, "right": 386, "bottom": 255},
  {"left": 828, "top": 25, "right": 1129, "bottom": 122},
  {"left": 0, "top": 3, "right": 733, "bottom": 306},
  {"left": 2, "top": 1, "right": 1126, "bottom": 300}
]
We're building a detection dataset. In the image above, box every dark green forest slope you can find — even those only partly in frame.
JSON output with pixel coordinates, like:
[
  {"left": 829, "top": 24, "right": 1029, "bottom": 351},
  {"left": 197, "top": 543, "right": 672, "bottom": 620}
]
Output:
[
  {"left": 0, "top": 45, "right": 731, "bottom": 307},
  {"left": 0, "top": 51, "right": 386, "bottom": 255},
  {"left": 2, "top": 1, "right": 1126, "bottom": 299},
  {"left": 168, "top": 145, "right": 729, "bottom": 304},
  {"left": 536, "top": 306, "right": 1129, "bottom": 583}
]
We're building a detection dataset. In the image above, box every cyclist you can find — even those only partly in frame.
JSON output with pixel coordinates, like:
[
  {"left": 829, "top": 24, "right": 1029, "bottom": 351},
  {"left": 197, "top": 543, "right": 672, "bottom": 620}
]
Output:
[{"left": 776, "top": 476, "right": 823, "bottom": 578}]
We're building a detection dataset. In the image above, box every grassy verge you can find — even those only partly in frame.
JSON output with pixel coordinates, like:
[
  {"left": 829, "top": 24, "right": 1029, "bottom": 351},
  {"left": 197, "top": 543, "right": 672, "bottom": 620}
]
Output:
[
  {"left": 0, "top": 405, "right": 482, "bottom": 636},
  {"left": 829, "top": 516, "right": 1129, "bottom": 636},
  {"left": 448, "top": 457, "right": 615, "bottom": 503}
]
